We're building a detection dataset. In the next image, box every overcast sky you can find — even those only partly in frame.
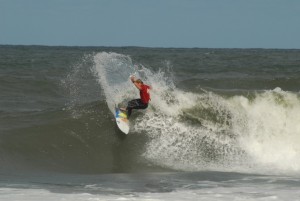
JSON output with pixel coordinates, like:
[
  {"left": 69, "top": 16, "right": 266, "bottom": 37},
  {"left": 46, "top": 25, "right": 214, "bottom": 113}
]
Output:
[{"left": 1, "top": 0, "right": 299, "bottom": 48}]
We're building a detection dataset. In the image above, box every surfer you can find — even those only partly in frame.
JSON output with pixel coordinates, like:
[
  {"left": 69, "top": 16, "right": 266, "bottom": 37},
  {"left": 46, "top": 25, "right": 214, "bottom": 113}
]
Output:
[{"left": 121, "top": 76, "right": 151, "bottom": 118}]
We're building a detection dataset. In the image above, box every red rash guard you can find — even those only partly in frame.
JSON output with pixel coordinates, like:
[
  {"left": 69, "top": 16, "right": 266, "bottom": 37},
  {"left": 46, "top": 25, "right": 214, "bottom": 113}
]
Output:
[{"left": 140, "top": 84, "right": 151, "bottom": 104}]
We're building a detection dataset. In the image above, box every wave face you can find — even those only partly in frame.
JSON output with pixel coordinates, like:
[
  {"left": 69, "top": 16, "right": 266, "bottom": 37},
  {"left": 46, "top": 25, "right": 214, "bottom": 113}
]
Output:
[
  {"left": 93, "top": 51, "right": 300, "bottom": 175},
  {"left": 1, "top": 45, "right": 300, "bottom": 175}
]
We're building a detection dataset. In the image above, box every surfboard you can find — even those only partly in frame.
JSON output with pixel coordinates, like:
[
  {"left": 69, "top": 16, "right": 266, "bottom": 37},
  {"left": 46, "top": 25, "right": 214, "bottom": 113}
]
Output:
[{"left": 115, "top": 107, "right": 129, "bottom": 134}]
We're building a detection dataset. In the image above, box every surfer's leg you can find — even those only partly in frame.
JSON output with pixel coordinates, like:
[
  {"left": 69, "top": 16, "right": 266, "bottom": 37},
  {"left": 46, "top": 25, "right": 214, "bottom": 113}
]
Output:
[
  {"left": 126, "top": 99, "right": 140, "bottom": 118},
  {"left": 135, "top": 99, "right": 148, "bottom": 110},
  {"left": 127, "top": 99, "right": 149, "bottom": 118},
  {"left": 127, "top": 108, "right": 132, "bottom": 118}
]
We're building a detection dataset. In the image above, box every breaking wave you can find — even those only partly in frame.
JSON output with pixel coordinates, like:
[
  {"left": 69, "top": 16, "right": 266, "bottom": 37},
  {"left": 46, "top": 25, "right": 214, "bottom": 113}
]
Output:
[{"left": 93, "top": 52, "right": 300, "bottom": 175}]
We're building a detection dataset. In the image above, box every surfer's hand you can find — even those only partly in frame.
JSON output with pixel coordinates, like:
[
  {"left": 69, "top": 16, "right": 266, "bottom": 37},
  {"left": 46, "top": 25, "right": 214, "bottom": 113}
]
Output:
[{"left": 130, "top": 75, "right": 135, "bottom": 82}]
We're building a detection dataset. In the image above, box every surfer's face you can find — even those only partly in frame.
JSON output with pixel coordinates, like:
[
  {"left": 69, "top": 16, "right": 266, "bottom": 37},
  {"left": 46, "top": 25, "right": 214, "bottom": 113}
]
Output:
[{"left": 136, "top": 82, "right": 143, "bottom": 88}]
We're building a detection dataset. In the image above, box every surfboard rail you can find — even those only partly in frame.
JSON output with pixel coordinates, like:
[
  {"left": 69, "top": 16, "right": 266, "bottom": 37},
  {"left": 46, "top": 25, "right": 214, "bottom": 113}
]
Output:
[{"left": 115, "top": 107, "right": 129, "bottom": 134}]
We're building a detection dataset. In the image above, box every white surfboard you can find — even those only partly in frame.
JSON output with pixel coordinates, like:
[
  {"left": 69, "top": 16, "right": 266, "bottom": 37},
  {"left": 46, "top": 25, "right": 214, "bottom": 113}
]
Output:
[{"left": 115, "top": 107, "right": 129, "bottom": 134}]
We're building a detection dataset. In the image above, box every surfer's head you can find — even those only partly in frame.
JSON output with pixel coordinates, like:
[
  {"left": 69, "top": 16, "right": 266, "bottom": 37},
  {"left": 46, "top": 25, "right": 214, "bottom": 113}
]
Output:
[{"left": 135, "top": 79, "right": 143, "bottom": 84}]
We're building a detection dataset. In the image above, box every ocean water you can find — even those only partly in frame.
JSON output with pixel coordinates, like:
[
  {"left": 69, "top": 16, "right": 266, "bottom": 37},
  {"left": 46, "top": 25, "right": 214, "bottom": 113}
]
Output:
[{"left": 0, "top": 45, "right": 300, "bottom": 200}]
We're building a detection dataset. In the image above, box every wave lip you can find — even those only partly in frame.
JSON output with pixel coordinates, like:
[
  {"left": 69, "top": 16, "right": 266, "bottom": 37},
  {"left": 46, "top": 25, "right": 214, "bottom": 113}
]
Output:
[{"left": 92, "top": 52, "right": 136, "bottom": 114}]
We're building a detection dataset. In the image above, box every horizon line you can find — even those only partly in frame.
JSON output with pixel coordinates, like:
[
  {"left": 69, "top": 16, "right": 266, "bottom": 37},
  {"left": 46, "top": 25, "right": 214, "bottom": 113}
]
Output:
[{"left": 0, "top": 44, "right": 299, "bottom": 51}]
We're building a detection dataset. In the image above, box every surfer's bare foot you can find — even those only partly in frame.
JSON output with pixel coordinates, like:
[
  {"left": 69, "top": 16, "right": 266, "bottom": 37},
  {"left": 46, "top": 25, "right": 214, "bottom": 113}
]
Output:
[{"left": 120, "top": 107, "right": 127, "bottom": 111}]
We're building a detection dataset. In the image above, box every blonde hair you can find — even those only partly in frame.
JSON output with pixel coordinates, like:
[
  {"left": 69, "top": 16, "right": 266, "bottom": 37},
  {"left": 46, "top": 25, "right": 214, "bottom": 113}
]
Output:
[{"left": 135, "top": 79, "right": 143, "bottom": 84}]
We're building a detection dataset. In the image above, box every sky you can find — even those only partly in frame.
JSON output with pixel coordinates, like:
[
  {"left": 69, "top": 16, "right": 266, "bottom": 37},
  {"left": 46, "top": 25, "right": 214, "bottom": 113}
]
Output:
[{"left": 1, "top": 0, "right": 300, "bottom": 48}]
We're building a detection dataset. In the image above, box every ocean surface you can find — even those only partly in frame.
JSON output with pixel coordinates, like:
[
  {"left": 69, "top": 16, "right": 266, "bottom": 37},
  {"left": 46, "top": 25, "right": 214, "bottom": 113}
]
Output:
[{"left": 0, "top": 45, "right": 300, "bottom": 200}]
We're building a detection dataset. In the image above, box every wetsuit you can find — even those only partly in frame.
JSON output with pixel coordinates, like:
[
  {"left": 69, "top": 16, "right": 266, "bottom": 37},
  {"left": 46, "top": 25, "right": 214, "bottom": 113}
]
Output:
[{"left": 127, "top": 84, "right": 150, "bottom": 118}]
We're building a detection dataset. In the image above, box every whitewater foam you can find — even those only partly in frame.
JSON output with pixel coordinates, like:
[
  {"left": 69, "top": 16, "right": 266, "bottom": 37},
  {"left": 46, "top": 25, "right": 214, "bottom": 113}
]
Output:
[
  {"left": 235, "top": 88, "right": 300, "bottom": 173},
  {"left": 2, "top": 175, "right": 300, "bottom": 201}
]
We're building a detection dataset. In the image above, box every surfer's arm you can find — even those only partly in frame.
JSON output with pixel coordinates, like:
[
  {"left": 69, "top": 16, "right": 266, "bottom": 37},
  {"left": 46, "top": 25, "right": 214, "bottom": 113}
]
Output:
[
  {"left": 130, "top": 76, "right": 142, "bottom": 90},
  {"left": 133, "top": 81, "right": 142, "bottom": 90}
]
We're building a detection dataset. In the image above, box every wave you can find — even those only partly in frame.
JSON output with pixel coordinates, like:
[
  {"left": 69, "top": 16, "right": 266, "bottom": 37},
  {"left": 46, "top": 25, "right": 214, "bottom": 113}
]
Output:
[
  {"left": 0, "top": 101, "right": 157, "bottom": 174},
  {"left": 93, "top": 52, "right": 300, "bottom": 175},
  {"left": 135, "top": 87, "right": 300, "bottom": 174},
  {"left": 2, "top": 51, "right": 300, "bottom": 176}
]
